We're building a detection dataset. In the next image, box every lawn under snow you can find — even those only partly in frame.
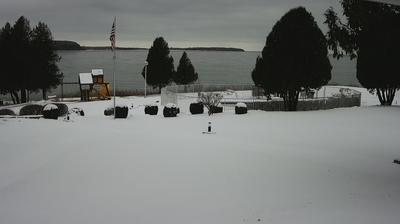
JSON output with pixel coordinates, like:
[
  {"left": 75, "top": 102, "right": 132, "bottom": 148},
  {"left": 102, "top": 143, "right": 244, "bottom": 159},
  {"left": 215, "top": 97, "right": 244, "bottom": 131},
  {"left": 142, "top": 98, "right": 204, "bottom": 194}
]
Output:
[{"left": 0, "top": 87, "right": 400, "bottom": 224}]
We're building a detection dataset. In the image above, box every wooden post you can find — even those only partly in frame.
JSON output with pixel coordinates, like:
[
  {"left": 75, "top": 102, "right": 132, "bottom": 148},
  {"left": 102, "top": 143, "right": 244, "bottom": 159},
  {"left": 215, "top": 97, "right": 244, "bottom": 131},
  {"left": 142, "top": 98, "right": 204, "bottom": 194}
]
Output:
[{"left": 61, "top": 79, "right": 64, "bottom": 102}]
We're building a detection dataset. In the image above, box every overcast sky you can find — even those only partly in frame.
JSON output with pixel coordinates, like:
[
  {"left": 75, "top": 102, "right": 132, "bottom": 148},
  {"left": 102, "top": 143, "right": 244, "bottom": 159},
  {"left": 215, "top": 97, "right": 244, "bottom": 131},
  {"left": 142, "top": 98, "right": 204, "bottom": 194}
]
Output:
[{"left": 0, "top": 0, "right": 341, "bottom": 51}]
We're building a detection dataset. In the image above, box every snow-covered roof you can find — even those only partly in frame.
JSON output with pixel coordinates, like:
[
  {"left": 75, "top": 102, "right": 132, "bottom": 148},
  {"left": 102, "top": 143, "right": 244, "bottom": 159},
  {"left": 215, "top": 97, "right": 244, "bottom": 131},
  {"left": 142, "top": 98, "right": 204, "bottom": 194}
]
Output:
[
  {"left": 165, "top": 103, "right": 177, "bottom": 108},
  {"left": 108, "top": 103, "right": 128, "bottom": 108},
  {"left": 116, "top": 103, "right": 128, "bottom": 108},
  {"left": 79, "top": 73, "right": 93, "bottom": 85},
  {"left": 236, "top": 102, "right": 247, "bottom": 108},
  {"left": 43, "top": 104, "right": 58, "bottom": 111},
  {"left": 146, "top": 103, "right": 158, "bottom": 107},
  {"left": 92, "top": 69, "right": 104, "bottom": 76}
]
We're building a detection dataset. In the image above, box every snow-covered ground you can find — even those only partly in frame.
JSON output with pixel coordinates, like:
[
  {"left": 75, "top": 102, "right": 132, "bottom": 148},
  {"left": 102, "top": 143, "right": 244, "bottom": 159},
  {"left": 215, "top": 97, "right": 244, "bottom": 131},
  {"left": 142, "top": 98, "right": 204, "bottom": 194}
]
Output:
[{"left": 0, "top": 87, "right": 400, "bottom": 224}]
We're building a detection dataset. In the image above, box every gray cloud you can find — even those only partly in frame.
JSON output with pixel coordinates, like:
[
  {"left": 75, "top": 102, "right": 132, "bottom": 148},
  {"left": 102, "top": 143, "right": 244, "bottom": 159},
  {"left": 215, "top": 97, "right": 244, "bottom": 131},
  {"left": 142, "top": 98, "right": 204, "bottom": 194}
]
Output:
[{"left": 0, "top": 0, "right": 340, "bottom": 51}]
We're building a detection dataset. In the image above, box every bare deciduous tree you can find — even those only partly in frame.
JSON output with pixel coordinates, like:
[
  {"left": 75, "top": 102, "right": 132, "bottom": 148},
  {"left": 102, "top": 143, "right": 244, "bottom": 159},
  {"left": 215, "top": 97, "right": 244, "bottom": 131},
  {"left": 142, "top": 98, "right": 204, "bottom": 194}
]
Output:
[{"left": 198, "top": 92, "right": 223, "bottom": 115}]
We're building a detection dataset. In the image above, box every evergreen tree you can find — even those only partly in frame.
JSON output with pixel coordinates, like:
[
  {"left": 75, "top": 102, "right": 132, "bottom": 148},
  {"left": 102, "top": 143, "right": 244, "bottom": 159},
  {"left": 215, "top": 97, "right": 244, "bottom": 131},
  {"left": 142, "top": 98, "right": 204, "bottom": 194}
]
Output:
[
  {"left": 10, "top": 16, "right": 32, "bottom": 103},
  {"left": 325, "top": 0, "right": 400, "bottom": 105},
  {"left": 142, "top": 37, "right": 174, "bottom": 93},
  {"left": 252, "top": 7, "right": 332, "bottom": 111},
  {"left": 173, "top": 51, "right": 198, "bottom": 85},
  {"left": 0, "top": 22, "right": 21, "bottom": 103},
  {"left": 0, "top": 18, "right": 62, "bottom": 104},
  {"left": 31, "top": 22, "right": 62, "bottom": 100}
]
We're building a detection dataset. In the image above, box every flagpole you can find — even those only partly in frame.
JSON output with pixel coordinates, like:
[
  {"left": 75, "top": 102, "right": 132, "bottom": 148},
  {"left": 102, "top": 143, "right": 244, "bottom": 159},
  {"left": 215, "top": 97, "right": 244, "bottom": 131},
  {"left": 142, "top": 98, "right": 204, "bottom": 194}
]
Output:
[
  {"left": 113, "top": 47, "right": 116, "bottom": 119},
  {"left": 110, "top": 16, "right": 116, "bottom": 119}
]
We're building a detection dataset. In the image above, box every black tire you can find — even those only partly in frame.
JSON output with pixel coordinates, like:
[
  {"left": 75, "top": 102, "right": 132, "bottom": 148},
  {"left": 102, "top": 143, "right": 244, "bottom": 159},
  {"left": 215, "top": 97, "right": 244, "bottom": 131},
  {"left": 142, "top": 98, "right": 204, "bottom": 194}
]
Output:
[
  {"left": 235, "top": 106, "right": 247, "bottom": 114},
  {"left": 210, "top": 105, "right": 223, "bottom": 114},
  {"left": 190, "top": 102, "right": 204, "bottom": 115},
  {"left": 115, "top": 106, "right": 128, "bottom": 118},
  {"left": 19, "top": 104, "right": 44, "bottom": 116},
  {"left": 163, "top": 106, "right": 179, "bottom": 117},
  {"left": 0, "top": 108, "right": 16, "bottom": 116},
  {"left": 145, "top": 105, "right": 158, "bottom": 115}
]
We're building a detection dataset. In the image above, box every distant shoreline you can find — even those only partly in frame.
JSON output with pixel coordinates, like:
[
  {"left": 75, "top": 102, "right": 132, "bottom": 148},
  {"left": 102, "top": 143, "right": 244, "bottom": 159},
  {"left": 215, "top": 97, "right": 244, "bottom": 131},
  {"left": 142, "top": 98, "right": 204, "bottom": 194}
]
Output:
[{"left": 54, "top": 40, "right": 245, "bottom": 52}]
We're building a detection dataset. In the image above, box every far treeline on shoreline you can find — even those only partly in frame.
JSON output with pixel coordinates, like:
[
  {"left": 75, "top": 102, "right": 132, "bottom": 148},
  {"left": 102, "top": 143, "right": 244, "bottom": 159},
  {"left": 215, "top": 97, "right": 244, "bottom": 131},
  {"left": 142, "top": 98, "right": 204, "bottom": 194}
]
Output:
[{"left": 54, "top": 40, "right": 245, "bottom": 52}]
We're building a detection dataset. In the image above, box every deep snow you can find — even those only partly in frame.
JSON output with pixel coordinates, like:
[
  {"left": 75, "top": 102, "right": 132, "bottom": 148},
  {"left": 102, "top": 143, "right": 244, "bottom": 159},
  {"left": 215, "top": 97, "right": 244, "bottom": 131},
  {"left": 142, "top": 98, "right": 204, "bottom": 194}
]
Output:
[{"left": 0, "top": 87, "right": 399, "bottom": 224}]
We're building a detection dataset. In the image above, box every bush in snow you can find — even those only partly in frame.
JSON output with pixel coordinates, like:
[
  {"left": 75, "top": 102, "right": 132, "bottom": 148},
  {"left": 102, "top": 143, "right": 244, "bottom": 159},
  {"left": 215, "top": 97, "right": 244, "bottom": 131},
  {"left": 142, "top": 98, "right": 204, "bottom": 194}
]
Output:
[
  {"left": 145, "top": 105, "right": 158, "bottom": 115},
  {"left": 70, "top": 107, "right": 85, "bottom": 116},
  {"left": 190, "top": 102, "right": 204, "bottom": 115},
  {"left": 115, "top": 105, "right": 129, "bottom": 119},
  {"left": 210, "top": 105, "right": 223, "bottom": 114},
  {"left": 235, "top": 103, "right": 247, "bottom": 115},
  {"left": 198, "top": 92, "right": 223, "bottom": 115},
  {"left": 43, "top": 104, "right": 59, "bottom": 120},
  {"left": 19, "top": 104, "right": 44, "bottom": 116},
  {"left": 163, "top": 103, "right": 179, "bottom": 117},
  {"left": 0, "top": 108, "right": 16, "bottom": 116},
  {"left": 104, "top": 104, "right": 128, "bottom": 118},
  {"left": 53, "top": 103, "right": 69, "bottom": 116},
  {"left": 104, "top": 107, "right": 114, "bottom": 116}
]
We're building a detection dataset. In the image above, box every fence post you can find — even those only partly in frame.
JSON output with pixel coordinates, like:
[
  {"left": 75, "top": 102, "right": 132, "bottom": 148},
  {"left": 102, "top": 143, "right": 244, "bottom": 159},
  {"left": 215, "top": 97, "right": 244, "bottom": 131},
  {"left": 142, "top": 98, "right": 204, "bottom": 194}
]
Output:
[
  {"left": 61, "top": 79, "right": 64, "bottom": 102},
  {"left": 253, "top": 94, "right": 255, "bottom": 110}
]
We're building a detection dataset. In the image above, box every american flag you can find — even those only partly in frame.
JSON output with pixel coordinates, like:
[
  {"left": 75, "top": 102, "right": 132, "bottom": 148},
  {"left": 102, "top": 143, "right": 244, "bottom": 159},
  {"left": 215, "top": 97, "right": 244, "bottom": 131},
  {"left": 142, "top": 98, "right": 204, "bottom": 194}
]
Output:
[{"left": 110, "top": 17, "right": 116, "bottom": 51}]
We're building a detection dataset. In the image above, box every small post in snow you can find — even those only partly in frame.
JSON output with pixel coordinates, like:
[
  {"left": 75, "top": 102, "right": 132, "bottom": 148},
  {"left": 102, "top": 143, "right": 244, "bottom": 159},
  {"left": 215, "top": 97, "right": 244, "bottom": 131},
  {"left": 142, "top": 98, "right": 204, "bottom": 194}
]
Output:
[{"left": 202, "top": 121, "right": 215, "bottom": 134}]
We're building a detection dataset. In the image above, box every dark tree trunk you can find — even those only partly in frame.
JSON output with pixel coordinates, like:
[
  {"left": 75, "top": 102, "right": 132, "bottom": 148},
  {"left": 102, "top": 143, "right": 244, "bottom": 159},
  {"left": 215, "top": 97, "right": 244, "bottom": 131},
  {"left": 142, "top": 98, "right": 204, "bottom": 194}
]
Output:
[
  {"left": 283, "top": 90, "right": 299, "bottom": 111},
  {"left": 376, "top": 87, "right": 396, "bottom": 106},
  {"left": 20, "top": 89, "right": 27, "bottom": 103},
  {"left": 11, "top": 91, "right": 20, "bottom": 104},
  {"left": 42, "top": 88, "right": 47, "bottom": 100},
  {"left": 159, "top": 85, "right": 162, "bottom": 94},
  {"left": 10, "top": 92, "right": 15, "bottom": 104}
]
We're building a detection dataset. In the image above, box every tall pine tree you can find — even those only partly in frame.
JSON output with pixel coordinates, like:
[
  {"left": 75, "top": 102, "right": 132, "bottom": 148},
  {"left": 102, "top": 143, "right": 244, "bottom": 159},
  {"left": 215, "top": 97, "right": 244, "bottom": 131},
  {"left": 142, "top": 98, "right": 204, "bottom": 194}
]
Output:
[
  {"left": 10, "top": 16, "right": 32, "bottom": 103},
  {"left": 0, "top": 22, "right": 20, "bottom": 103},
  {"left": 142, "top": 37, "right": 174, "bottom": 93},
  {"left": 252, "top": 7, "right": 331, "bottom": 111},
  {"left": 31, "top": 22, "right": 62, "bottom": 100},
  {"left": 1, "top": 17, "right": 62, "bottom": 103},
  {"left": 173, "top": 52, "right": 198, "bottom": 85}
]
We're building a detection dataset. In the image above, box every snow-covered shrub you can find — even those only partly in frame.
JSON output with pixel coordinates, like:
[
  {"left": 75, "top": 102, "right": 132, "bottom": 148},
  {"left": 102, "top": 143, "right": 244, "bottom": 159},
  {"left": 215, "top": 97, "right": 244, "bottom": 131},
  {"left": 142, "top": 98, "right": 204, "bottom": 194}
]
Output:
[
  {"left": 53, "top": 103, "right": 69, "bottom": 116},
  {"left": 190, "top": 102, "right": 204, "bottom": 115},
  {"left": 43, "top": 104, "right": 59, "bottom": 120},
  {"left": 105, "top": 103, "right": 129, "bottom": 118},
  {"left": 145, "top": 104, "right": 158, "bottom": 115},
  {"left": 104, "top": 107, "right": 114, "bottom": 116},
  {"left": 70, "top": 107, "right": 85, "bottom": 116},
  {"left": 165, "top": 103, "right": 177, "bottom": 108},
  {"left": 0, "top": 108, "right": 16, "bottom": 116},
  {"left": 210, "top": 105, "right": 223, "bottom": 114},
  {"left": 19, "top": 104, "right": 44, "bottom": 116},
  {"left": 236, "top": 102, "right": 247, "bottom": 108},
  {"left": 235, "top": 102, "right": 247, "bottom": 114},
  {"left": 198, "top": 92, "right": 223, "bottom": 115},
  {"left": 163, "top": 103, "right": 179, "bottom": 117},
  {"left": 115, "top": 105, "right": 129, "bottom": 119}
]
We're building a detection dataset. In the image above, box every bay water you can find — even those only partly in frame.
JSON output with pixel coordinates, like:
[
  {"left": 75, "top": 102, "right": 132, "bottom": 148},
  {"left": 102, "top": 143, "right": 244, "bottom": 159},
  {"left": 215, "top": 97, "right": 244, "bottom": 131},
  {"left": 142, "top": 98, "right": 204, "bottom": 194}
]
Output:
[{"left": 2, "top": 50, "right": 359, "bottom": 99}]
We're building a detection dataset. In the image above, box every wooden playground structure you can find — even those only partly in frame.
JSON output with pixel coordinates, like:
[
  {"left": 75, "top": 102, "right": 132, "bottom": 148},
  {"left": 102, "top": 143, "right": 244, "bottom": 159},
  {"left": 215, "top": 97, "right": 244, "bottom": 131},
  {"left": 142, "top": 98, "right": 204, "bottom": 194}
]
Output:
[{"left": 78, "top": 69, "right": 111, "bottom": 101}]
